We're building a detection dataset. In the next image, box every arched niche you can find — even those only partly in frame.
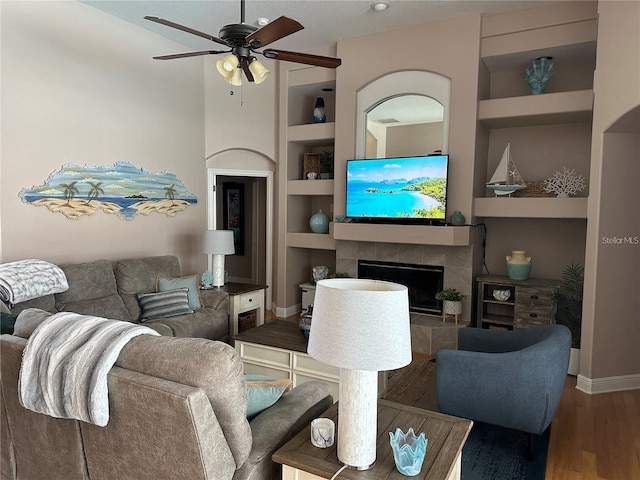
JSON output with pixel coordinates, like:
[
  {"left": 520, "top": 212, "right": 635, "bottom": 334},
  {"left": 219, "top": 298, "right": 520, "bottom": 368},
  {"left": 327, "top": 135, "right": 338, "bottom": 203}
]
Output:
[{"left": 355, "top": 71, "right": 451, "bottom": 159}]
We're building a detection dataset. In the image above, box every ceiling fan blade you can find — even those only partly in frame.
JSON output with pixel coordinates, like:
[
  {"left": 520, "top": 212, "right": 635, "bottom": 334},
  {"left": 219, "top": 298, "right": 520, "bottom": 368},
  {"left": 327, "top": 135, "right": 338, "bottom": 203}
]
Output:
[
  {"left": 241, "top": 60, "right": 255, "bottom": 83},
  {"left": 152, "top": 50, "right": 228, "bottom": 60},
  {"left": 144, "top": 16, "right": 229, "bottom": 47},
  {"left": 246, "top": 16, "right": 303, "bottom": 48},
  {"left": 262, "top": 49, "right": 342, "bottom": 69}
]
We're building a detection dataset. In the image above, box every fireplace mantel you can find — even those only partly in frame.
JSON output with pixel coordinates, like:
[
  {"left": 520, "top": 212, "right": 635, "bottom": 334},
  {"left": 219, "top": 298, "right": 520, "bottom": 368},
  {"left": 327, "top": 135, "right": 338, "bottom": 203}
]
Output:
[{"left": 333, "top": 223, "right": 471, "bottom": 246}]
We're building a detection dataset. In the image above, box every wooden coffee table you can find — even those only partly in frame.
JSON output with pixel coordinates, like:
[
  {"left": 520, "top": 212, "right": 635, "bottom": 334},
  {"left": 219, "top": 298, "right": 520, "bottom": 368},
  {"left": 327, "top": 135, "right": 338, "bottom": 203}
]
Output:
[{"left": 273, "top": 399, "right": 472, "bottom": 480}]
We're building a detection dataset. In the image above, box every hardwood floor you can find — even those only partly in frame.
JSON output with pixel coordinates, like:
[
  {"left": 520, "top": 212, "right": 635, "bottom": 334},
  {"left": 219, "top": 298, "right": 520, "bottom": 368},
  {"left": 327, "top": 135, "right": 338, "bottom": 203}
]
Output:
[
  {"left": 546, "top": 376, "right": 640, "bottom": 480},
  {"left": 272, "top": 313, "right": 640, "bottom": 478}
]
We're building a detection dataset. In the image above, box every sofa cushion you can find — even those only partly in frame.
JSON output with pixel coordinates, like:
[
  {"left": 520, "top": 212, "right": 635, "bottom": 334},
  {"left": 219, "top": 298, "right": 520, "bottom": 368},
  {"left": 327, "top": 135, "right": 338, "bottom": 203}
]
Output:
[
  {"left": 244, "top": 374, "right": 292, "bottom": 419},
  {"left": 137, "top": 289, "right": 193, "bottom": 321},
  {"left": 55, "top": 260, "right": 131, "bottom": 321},
  {"left": 157, "top": 275, "right": 201, "bottom": 310},
  {"left": 115, "top": 256, "right": 181, "bottom": 321}
]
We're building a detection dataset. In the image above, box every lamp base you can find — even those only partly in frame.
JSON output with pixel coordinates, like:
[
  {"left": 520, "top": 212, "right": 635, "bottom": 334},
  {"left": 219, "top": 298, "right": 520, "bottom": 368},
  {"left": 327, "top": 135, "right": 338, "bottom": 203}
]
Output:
[
  {"left": 212, "top": 254, "right": 226, "bottom": 287},
  {"left": 337, "top": 369, "right": 378, "bottom": 470}
]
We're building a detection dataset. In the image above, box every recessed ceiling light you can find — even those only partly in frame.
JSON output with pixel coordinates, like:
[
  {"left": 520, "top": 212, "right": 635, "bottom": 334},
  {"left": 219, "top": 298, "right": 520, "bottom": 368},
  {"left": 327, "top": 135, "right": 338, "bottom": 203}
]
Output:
[
  {"left": 256, "top": 17, "right": 269, "bottom": 26},
  {"left": 372, "top": 2, "right": 389, "bottom": 12}
]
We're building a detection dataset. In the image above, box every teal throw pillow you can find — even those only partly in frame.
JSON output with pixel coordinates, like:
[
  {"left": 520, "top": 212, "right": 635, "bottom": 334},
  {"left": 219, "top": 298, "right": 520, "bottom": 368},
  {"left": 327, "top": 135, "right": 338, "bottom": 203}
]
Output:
[
  {"left": 1, "top": 312, "right": 18, "bottom": 334},
  {"left": 244, "top": 374, "right": 292, "bottom": 419},
  {"left": 157, "top": 275, "right": 201, "bottom": 310},
  {"left": 137, "top": 288, "right": 193, "bottom": 321}
]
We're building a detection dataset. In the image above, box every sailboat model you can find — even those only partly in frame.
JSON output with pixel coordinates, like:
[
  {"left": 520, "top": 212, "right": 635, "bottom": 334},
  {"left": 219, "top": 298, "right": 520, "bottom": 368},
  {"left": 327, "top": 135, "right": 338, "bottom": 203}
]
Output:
[{"left": 486, "top": 143, "right": 527, "bottom": 196}]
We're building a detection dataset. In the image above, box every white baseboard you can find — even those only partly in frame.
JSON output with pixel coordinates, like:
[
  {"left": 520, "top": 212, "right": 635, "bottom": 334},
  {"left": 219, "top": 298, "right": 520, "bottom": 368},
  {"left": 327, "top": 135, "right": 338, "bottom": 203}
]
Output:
[
  {"left": 576, "top": 373, "right": 640, "bottom": 394},
  {"left": 274, "top": 303, "right": 301, "bottom": 320}
]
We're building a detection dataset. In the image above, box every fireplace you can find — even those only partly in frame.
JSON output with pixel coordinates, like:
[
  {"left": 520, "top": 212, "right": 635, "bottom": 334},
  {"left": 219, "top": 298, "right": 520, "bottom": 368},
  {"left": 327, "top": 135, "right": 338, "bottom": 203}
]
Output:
[{"left": 358, "top": 260, "right": 444, "bottom": 315}]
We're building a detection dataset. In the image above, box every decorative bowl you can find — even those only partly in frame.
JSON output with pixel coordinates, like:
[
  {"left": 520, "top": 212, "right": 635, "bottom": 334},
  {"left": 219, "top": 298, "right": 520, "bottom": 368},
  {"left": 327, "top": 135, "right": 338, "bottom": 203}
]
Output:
[
  {"left": 389, "top": 427, "right": 428, "bottom": 476},
  {"left": 493, "top": 289, "right": 511, "bottom": 302}
]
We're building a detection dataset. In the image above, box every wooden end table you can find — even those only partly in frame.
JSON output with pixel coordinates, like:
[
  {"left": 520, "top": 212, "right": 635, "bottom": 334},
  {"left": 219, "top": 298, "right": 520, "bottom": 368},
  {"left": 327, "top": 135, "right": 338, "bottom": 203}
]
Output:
[
  {"left": 218, "top": 282, "right": 266, "bottom": 336},
  {"left": 272, "top": 399, "right": 472, "bottom": 480}
]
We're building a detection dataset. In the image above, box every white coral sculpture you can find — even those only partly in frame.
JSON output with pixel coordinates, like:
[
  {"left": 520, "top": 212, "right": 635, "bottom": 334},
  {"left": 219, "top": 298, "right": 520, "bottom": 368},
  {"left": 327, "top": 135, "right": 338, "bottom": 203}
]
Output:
[{"left": 544, "top": 167, "right": 587, "bottom": 197}]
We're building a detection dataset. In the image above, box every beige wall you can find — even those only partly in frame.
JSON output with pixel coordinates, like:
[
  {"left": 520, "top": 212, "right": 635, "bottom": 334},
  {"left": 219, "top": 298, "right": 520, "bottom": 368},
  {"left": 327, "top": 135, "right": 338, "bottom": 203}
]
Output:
[
  {"left": 334, "top": 14, "right": 482, "bottom": 221},
  {"left": 0, "top": 1, "right": 207, "bottom": 275},
  {"left": 582, "top": 0, "right": 640, "bottom": 383},
  {"left": 386, "top": 123, "right": 444, "bottom": 157}
]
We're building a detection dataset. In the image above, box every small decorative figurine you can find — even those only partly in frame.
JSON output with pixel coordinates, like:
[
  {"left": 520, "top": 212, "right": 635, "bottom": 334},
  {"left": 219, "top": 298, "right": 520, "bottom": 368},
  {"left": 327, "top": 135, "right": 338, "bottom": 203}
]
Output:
[{"left": 201, "top": 271, "right": 214, "bottom": 289}]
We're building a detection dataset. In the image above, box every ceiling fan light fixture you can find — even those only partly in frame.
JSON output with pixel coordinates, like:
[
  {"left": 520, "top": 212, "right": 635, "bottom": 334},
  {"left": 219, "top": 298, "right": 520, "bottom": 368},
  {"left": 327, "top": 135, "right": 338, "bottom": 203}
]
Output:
[
  {"left": 249, "top": 59, "right": 270, "bottom": 84},
  {"left": 216, "top": 59, "right": 236, "bottom": 81},
  {"left": 229, "top": 66, "right": 243, "bottom": 86}
]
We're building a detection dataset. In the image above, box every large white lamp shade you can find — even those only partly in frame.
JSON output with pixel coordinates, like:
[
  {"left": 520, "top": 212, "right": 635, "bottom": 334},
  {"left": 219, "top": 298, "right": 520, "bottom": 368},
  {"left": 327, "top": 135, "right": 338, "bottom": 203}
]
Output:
[
  {"left": 203, "top": 230, "right": 235, "bottom": 287},
  {"left": 307, "top": 278, "right": 411, "bottom": 470}
]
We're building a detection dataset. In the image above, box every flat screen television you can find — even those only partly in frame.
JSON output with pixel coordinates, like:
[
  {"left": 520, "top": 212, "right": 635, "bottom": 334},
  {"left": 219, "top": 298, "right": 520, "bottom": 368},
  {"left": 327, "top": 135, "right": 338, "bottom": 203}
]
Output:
[{"left": 345, "top": 154, "right": 449, "bottom": 224}]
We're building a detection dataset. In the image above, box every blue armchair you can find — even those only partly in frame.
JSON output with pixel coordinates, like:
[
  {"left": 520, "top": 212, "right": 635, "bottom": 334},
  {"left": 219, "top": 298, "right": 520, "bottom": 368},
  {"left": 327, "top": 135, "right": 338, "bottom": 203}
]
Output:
[{"left": 436, "top": 325, "right": 571, "bottom": 436}]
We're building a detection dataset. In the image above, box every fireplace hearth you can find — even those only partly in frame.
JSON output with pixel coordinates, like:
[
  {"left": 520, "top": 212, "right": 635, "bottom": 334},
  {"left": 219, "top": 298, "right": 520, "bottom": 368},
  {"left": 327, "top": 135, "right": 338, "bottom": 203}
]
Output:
[{"left": 358, "top": 260, "right": 444, "bottom": 315}]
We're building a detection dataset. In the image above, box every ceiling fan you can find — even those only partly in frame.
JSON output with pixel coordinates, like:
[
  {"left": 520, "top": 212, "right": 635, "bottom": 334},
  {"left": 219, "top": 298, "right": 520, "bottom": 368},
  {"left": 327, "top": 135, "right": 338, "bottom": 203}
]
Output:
[{"left": 145, "top": 0, "right": 342, "bottom": 85}]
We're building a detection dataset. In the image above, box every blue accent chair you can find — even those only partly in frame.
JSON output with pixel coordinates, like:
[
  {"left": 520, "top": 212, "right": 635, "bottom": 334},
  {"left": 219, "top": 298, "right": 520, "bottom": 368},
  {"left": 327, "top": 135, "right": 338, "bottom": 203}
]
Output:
[{"left": 436, "top": 325, "right": 571, "bottom": 437}]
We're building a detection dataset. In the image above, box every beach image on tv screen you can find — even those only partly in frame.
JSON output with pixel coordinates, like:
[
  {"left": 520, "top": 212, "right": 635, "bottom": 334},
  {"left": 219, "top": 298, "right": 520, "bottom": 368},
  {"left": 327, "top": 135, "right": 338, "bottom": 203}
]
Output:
[{"left": 346, "top": 156, "right": 447, "bottom": 219}]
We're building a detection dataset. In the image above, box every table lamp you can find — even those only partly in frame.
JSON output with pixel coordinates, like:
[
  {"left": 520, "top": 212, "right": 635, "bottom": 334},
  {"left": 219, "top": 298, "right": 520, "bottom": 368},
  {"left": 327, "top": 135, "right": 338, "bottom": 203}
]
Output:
[
  {"left": 307, "top": 278, "right": 411, "bottom": 470},
  {"left": 202, "top": 230, "right": 235, "bottom": 287}
]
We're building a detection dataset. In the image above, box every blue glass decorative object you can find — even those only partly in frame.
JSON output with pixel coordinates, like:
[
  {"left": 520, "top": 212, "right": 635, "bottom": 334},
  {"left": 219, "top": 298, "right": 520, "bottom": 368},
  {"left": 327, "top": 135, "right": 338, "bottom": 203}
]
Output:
[
  {"left": 201, "top": 271, "right": 214, "bottom": 288},
  {"left": 525, "top": 56, "right": 554, "bottom": 95},
  {"left": 309, "top": 209, "right": 330, "bottom": 234},
  {"left": 389, "top": 428, "right": 428, "bottom": 477},
  {"left": 313, "top": 97, "right": 326, "bottom": 123}
]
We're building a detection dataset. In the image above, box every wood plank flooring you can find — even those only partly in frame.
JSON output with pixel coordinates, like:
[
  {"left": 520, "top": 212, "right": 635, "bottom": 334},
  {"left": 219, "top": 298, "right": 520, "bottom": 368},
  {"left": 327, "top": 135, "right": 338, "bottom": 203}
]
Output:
[{"left": 273, "top": 314, "right": 640, "bottom": 479}]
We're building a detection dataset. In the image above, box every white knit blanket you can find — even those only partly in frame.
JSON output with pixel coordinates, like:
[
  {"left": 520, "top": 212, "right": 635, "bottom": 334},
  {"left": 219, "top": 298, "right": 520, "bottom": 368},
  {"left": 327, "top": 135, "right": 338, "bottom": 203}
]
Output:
[
  {"left": 0, "top": 259, "right": 68, "bottom": 306},
  {"left": 18, "top": 312, "right": 160, "bottom": 426}
]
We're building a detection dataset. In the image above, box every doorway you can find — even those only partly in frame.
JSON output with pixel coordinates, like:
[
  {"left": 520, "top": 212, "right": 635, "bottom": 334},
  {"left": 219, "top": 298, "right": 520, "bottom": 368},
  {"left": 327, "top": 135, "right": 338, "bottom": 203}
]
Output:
[{"left": 207, "top": 169, "right": 273, "bottom": 311}]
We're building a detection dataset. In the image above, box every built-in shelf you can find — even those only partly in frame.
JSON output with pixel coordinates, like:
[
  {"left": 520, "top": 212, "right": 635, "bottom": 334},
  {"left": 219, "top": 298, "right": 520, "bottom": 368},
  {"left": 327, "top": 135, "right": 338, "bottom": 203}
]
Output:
[
  {"left": 288, "top": 122, "right": 335, "bottom": 145},
  {"left": 287, "top": 179, "right": 334, "bottom": 195},
  {"left": 333, "top": 223, "right": 471, "bottom": 246},
  {"left": 481, "top": 19, "right": 597, "bottom": 67},
  {"left": 287, "top": 232, "right": 336, "bottom": 250},
  {"left": 478, "top": 90, "right": 593, "bottom": 128},
  {"left": 474, "top": 197, "right": 588, "bottom": 218}
]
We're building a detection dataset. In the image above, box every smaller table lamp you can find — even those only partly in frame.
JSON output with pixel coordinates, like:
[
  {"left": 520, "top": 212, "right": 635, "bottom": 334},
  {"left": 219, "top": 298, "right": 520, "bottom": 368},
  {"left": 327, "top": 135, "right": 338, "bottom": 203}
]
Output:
[
  {"left": 308, "top": 278, "right": 411, "bottom": 470},
  {"left": 203, "top": 230, "right": 235, "bottom": 287}
]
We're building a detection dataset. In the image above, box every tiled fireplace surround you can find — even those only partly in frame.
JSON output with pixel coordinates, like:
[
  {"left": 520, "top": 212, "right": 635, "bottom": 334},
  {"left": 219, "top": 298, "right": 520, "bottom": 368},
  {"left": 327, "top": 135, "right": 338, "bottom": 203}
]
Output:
[{"left": 335, "top": 240, "right": 473, "bottom": 354}]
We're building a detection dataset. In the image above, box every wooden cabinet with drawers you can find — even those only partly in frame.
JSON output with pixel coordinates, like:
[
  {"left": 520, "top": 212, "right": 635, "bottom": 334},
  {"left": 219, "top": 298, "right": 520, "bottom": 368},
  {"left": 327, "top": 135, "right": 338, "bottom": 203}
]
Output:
[{"left": 476, "top": 275, "right": 559, "bottom": 330}]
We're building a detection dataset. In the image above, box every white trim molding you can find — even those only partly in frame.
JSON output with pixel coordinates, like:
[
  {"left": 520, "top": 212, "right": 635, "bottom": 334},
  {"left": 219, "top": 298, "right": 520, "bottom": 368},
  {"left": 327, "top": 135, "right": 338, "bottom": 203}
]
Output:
[{"left": 576, "top": 374, "right": 640, "bottom": 394}]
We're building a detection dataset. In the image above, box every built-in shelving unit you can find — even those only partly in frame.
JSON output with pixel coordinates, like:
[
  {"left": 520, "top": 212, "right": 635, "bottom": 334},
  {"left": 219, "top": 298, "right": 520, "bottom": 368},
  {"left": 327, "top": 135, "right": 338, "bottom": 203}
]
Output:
[
  {"left": 473, "top": 2, "right": 597, "bottom": 275},
  {"left": 278, "top": 63, "right": 337, "bottom": 313}
]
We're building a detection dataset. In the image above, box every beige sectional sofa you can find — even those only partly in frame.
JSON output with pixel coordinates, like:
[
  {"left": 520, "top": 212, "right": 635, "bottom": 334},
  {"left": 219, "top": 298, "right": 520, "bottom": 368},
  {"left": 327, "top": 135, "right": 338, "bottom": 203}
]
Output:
[
  {"left": 1, "top": 309, "right": 333, "bottom": 479},
  {"left": 7, "top": 255, "right": 230, "bottom": 341}
]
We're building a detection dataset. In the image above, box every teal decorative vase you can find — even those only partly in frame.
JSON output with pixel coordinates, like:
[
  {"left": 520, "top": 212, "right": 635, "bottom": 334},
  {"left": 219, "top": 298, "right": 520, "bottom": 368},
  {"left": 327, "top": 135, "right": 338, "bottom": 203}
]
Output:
[
  {"left": 450, "top": 211, "right": 465, "bottom": 226},
  {"left": 313, "top": 97, "right": 326, "bottom": 123},
  {"left": 309, "top": 209, "right": 330, "bottom": 234},
  {"left": 525, "top": 56, "right": 554, "bottom": 95},
  {"left": 506, "top": 250, "right": 532, "bottom": 280}
]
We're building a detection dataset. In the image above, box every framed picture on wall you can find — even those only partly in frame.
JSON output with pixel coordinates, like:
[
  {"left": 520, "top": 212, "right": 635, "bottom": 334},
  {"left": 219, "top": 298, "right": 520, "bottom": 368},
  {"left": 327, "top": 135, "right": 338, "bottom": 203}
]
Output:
[{"left": 223, "top": 182, "right": 244, "bottom": 255}]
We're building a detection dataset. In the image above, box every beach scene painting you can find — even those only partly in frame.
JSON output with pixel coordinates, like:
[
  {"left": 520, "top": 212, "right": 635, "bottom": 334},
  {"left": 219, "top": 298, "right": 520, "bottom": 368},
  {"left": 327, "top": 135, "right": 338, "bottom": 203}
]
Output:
[{"left": 19, "top": 161, "right": 197, "bottom": 220}]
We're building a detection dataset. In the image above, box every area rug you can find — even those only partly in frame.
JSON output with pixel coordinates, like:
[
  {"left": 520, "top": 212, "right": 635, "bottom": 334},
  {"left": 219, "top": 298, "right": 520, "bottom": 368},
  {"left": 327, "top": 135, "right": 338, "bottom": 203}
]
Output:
[
  {"left": 386, "top": 358, "right": 550, "bottom": 480},
  {"left": 461, "top": 422, "right": 550, "bottom": 480}
]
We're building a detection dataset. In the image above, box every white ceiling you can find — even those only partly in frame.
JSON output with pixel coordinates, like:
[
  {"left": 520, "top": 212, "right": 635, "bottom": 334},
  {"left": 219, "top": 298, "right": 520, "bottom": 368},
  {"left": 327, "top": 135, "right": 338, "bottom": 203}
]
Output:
[{"left": 85, "top": 0, "right": 554, "bottom": 54}]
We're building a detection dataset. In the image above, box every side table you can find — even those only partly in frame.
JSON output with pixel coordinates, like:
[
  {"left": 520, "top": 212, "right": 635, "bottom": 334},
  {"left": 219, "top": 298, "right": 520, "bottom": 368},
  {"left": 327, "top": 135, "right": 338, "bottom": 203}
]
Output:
[
  {"left": 273, "top": 399, "right": 472, "bottom": 480},
  {"left": 217, "top": 282, "right": 266, "bottom": 336}
]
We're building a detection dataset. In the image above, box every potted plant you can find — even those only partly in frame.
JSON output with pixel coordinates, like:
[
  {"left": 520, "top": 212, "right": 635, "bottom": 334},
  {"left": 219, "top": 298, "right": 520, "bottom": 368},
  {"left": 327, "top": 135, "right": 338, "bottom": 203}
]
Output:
[
  {"left": 435, "top": 288, "right": 466, "bottom": 316},
  {"left": 555, "top": 263, "right": 584, "bottom": 375}
]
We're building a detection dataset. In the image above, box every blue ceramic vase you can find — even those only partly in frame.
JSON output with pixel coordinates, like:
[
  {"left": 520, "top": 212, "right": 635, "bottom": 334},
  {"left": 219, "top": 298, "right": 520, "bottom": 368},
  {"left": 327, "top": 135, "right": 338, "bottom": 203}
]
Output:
[
  {"left": 309, "top": 209, "right": 330, "bottom": 234},
  {"left": 313, "top": 97, "right": 326, "bottom": 123}
]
